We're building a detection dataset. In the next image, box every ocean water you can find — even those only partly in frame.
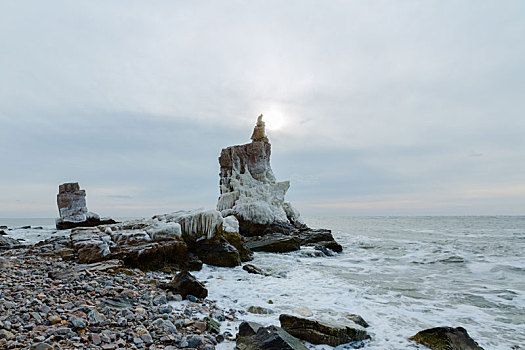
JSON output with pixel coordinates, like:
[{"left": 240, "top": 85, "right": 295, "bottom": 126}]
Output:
[
  {"left": 2, "top": 216, "right": 524, "bottom": 349},
  {"left": 196, "top": 216, "right": 525, "bottom": 350}
]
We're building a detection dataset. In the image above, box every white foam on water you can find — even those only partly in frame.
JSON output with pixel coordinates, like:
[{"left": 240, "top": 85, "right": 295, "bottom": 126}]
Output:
[
  {"left": 3, "top": 216, "right": 524, "bottom": 349},
  {"left": 195, "top": 216, "right": 525, "bottom": 350}
]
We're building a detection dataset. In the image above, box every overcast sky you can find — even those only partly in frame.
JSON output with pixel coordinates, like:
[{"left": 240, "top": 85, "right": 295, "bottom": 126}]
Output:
[{"left": 1, "top": 0, "right": 524, "bottom": 218}]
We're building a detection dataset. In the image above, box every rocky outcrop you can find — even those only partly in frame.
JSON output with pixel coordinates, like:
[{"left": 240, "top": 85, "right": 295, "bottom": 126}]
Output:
[
  {"left": 235, "top": 321, "right": 308, "bottom": 350},
  {"left": 159, "top": 271, "right": 208, "bottom": 299},
  {"left": 68, "top": 226, "right": 199, "bottom": 271},
  {"left": 41, "top": 209, "right": 253, "bottom": 271},
  {"left": 0, "top": 236, "right": 22, "bottom": 249},
  {"left": 217, "top": 115, "right": 305, "bottom": 233},
  {"left": 409, "top": 327, "right": 484, "bottom": 350},
  {"left": 153, "top": 209, "right": 253, "bottom": 266},
  {"left": 279, "top": 314, "right": 370, "bottom": 347},
  {"left": 216, "top": 116, "right": 342, "bottom": 253},
  {"left": 55, "top": 183, "right": 116, "bottom": 230}
]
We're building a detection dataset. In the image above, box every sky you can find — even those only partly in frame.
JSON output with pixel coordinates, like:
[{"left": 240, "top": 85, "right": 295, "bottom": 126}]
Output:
[{"left": 1, "top": 0, "right": 524, "bottom": 218}]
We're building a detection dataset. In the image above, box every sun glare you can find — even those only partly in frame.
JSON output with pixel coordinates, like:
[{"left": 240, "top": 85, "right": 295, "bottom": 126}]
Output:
[{"left": 263, "top": 109, "right": 286, "bottom": 130}]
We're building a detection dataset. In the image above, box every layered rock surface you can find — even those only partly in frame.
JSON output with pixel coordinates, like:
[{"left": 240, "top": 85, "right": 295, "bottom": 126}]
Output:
[
  {"left": 41, "top": 209, "right": 252, "bottom": 271},
  {"left": 55, "top": 183, "right": 116, "bottom": 230}
]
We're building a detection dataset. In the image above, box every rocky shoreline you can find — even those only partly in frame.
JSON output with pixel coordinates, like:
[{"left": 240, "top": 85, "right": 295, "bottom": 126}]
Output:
[
  {"left": 0, "top": 251, "right": 233, "bottom": 350},
  {"left": 0, "top": 117, "right": 487, "bottom": 350}
]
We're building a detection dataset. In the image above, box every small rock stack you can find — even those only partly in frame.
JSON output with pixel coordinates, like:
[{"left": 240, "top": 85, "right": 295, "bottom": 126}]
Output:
[{"left": 56, "top": 182, "right": 116, "bottom": 230}]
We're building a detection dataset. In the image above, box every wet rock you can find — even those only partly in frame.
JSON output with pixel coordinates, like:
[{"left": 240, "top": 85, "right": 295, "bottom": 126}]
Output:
[
  {"left": 192, "top": 239, "right": 241, "bottom": 267},
  {"left": 235, "top": 321, "right": 308, "bottom": 350},
  {"left": 159, "top": 271, "right": 208, "bottom": 299},
  {"left": 245, "top": 233, "right": 301, "bottom": 253},
  {"left": 343, "top": 313, "right": 369, "bottom": 328},
  {"left": 220, "top": 228, "right": 253, "bottom": 262},
  {"left": 279, "top": 314, "right": 370, "bottom": 347},
  {"left": 242, "top": 264, "right": 267, "bottom": 275},
  {"left": 409, "top": 327, "right": 484, "bottom": 350}
]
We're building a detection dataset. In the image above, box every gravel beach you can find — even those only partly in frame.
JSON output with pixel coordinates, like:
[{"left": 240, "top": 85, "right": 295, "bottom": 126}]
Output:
[{"left": 0, "top": 250, "right": 235, "bottom": 349}]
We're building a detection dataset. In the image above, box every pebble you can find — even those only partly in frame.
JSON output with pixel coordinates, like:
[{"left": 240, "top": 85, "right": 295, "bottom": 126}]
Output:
[{"left": 0, "top": 252, "right": 234, "bottom": 349}]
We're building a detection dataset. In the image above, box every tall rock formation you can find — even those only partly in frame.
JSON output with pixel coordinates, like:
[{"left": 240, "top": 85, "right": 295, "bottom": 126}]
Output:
[
  {"left": 217, "top": 115, "right": 305, "bottom": 235},
  {"left": 56, "top": 182, "right": 116, "bottom": 230}
]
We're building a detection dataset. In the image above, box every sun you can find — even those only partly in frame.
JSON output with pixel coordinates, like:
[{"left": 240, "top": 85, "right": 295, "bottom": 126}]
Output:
[{"left": 262, "top": 109, "right": 286, "bottom": 130}]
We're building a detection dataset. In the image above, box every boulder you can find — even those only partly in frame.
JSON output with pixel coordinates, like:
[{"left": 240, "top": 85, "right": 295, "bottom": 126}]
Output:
[
  {"left": 409, "top": 327, "right": 484, "bottom": 350},
  {"left": 245, "top": 233, "right": 301, "bottom": 253},
  {"left": 159, "top": 271, "right": 208, "bottom": 299},
  {"left": 242, "top": 264, "right": 267, "bottom": 275},
  {"left": 0, "top": 235, "right": 22, "bottom": 249},
  {"left": 343, "top": 313, "right": 369, "bottom": 328},
  {"left": 192, "top": 238, "right": 242, "bottom": 267},
  {"left": 55, "top": 182, "right": 116, "bottom": 230},
  {"left": 279, "top": 314, "right": 370, "bottom": 347},
  {"left": 235, "top": 321, "right": 308, "bottom": 350}
]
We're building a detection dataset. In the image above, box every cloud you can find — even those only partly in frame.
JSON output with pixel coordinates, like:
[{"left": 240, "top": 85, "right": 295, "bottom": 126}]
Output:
[{"left": 1, "top": 0, "right": 524, "bottom": 217}]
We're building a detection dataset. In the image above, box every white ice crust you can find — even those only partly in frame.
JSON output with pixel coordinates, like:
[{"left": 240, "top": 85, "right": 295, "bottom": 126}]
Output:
[
  {"left": 153, "top": 209, "right": 223, "bottom": 242},
  {"left": 222, "top": 216, "right": 239, "bottom": 234},
  {"left": 217, "top": 166, "right": 303, "bottom": 226},
  {"left": 146, "top": 222, "right": 183, "bottom": 241}
]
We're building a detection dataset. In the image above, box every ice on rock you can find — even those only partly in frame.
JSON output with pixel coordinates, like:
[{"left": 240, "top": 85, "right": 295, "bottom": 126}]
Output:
[
  {"left": 153, "top": 209, "right": 223, "bottom": 243},
  {"left": 147, "top": 222, "right": 183, "bottom": 241},
  {"left": 217, "top": 115, "right": 305, "bottom": 227},
  {"left": 86, "top": 212, "right": 100, "bottom": 220},
  {"left": 223, "top": 216, "right": 239, "bottom": 234},
  {"left": 283, "top": 201, "right": 305, "bottom": 227}
]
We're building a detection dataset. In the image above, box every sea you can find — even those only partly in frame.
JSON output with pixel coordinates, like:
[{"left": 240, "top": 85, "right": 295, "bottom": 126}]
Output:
[{"left": 1, "top": 216, "right": 524, "bottom": 349}]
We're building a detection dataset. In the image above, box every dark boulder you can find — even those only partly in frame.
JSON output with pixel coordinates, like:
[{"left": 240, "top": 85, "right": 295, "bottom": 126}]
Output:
[
  {"left": 192, "top": 238, "right": 242, "bottom": 267},
  {"left": 242, "top": 264, "right": 267, "bottom": 275},
  {"left": 220, "top": 230, "right": 253, "bottom": 262},
  {"left": 117, "top": 241, "right": 201, "bottom": 271},
  {"left": 235, "top": 321, "right": 308, "bottom": 350},
  {"left": 279, "top": 314, "right": 370, "bottom": 347},
  {"left": 237, "top": 217, "right": 297, "bottom": 237},
  {"left": 245, "top": 233, "right": 301, "bottom": 253},
  {"left": 56, "top": 216, "right": 116, "bottom": 230},
  {"left": 409, "top": 327, "right": 484, "bottom": 350},
  {"left": 159, "top": 271, "right": 208, "bottom": 299}
]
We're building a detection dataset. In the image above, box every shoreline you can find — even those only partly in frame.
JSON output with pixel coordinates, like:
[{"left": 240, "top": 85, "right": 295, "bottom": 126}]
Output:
[{"left": 0, "top": 250, "right": 237, "bottom": 350}]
